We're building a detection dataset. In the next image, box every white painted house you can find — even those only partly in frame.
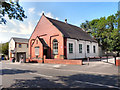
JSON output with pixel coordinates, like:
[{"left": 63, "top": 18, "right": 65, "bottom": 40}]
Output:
[
  {"left": 9, "top": 37, "right": 29, "bottom": 62},
  {"left": 67, "top": 38, "right": 99, "bottom": 59}
]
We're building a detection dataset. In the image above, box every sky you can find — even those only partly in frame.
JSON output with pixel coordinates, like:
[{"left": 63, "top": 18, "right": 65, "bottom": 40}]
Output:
[{"left": 0, "top": 2, "right": 118, "bottom": 43}]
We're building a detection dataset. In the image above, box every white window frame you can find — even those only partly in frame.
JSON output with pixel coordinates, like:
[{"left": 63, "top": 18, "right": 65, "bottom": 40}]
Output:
[
  {"left": 93, "top": 45, "right": 96, "bottom": 53},
  {"left": 79, "top": 44, "right": 82, "bottom": 53},
  {"left": 69, "top": 43, "right": 73, "bottom": 53},
  {"left": 87, "top": 45, "right": 90, "bottom": 53},
  {"left": 53, "top": 39, "right": 58, "bottom": 55}
]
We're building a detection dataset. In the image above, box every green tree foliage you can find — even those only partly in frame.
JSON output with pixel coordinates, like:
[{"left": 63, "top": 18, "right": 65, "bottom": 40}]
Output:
[
  {"left": 0, "top": 43, "right": 2, "bottom": 53},
  {"left": 80, "top": 20, "right": 91, "bottom": 31},
  {"left": 80, "top": 11, "right": 120, "bottom": 56},
  {"left": 0, "top": 42, "right": 9, "bottom": 55},
  {"left": 0, "top": 0, "right": 27, "bottom": 24}
]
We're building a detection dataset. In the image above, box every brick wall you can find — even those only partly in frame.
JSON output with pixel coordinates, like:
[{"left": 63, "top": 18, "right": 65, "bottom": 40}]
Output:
[
  {"left": 31, "top": 37, "right": 43, "bottom": 60},
  {"left": 29, "top": 58, "right": 82, "bottom": 65},
  {"left": 44, "top": 59, "right": 82, "bottom": 65},
  {"left": 29, "top": 15, "right": 64, "bottom": 59},
  {"left": 29, "top": 59, "right": 43, "bottom": 63}
]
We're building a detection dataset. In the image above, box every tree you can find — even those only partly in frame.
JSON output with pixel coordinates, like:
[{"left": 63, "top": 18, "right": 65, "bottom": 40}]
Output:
[
  {"left": 0, "top": 0, "right": 27, "bottom": 24},
  {"left": 1, "top": 42, "right": 9, "bottom": 55},
  {"left": 80, "top": 12, "right": 120, "bottom": 56},
  {"left": 80, "top": 20, "right": 91, "bottom": 31},
  {"left": 0, "top": 43, "right": 2, "bottom": 53}
]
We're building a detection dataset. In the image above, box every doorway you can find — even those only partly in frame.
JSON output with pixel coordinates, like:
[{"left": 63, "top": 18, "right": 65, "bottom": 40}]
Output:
[
  {"left": 43, "top": 49, "right": 49, "bottom": 59},
  {"left": 17, "top": 52, "right": 26, "bottom": 63}
]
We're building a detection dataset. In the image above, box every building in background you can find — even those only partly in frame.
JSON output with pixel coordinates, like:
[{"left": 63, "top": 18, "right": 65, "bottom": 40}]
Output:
[{"left": 9, "top": 37, "right": 29, "bottom": 62}]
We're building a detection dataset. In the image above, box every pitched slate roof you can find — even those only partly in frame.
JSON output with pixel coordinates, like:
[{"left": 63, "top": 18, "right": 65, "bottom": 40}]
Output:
[
  {"left": 46, "top": 16, "right": 97, "bottom": 42},
  {"left": 11, "top": 37, "right": 28, "bottom": 43}
]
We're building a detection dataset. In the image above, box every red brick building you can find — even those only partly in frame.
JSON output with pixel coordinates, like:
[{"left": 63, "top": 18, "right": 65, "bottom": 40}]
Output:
[{"left": 29, "top": 13, "right": 98, "bottom": 61}]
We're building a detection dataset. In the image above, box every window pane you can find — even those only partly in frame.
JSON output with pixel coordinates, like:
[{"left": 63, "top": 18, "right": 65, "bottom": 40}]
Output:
[
  {"left": 19, "top": 44, "right": 21, "bottom": 48},
  {"left": 35, "top": 47, "right": 39, "bottom": 55},
  {"left": 69, "top": 43, "right": 73, "bottom": 53},
  {"left": 27, "top": 44, "right": 28, "bottom": 48},
  {"left": 87, "top": 45, "right": 89, "bottom": 53},
  {"left": 53, "top": 39, "right": 58, "bottom": 54},
  {"left": 93, "top": 46, "right": 96, "bottom": 53},
  {"left": 79, "top": 44, "right": 82, "bottom": 53}
]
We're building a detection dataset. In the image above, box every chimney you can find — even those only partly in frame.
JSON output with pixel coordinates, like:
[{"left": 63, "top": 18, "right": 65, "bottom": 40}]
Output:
[
  {"left": 65, "top": 19, "right": 67, "bottom": 23},
  {"left": 42, "top": 13, "right": 44, "bottom": 16}
]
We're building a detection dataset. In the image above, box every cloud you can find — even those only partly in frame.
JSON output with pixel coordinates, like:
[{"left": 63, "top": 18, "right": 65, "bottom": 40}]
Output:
[
  {"left": 8, "top": 20, "right": 17, "bottom": 26},
  {"left": 55, "top": 17, "right": 59, "bottom": 20},
  {"left": 38, "top": 11, "right": 59, "bottom": 20},
  {"left": 19, "top": 22, "right": 34, "bottom": 35},
  {"left": 0, "top": 15, "right": 17, "bottom": 26},
  {"left": 0, "top": 24, "right": 8, "bottom": 33},
  {"left": 0, "top": 21, "right": 34, "bottom": 35},
  {"left": 28, "top": 8, "right": 35, "bottom": 14},
  {"left": 0, "top": 30, "right": 8, "bottom": 33},
  {"left": 10, "top": 29, "right": 19, "bottom": 34},
  {"left": 0, "top": 24, "right": 8, "bottom": 29}
]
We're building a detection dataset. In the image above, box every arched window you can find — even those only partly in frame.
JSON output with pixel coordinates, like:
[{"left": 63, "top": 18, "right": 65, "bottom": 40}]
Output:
[{"left": 53, "top": 39, "right": 58, "bottom": 54}]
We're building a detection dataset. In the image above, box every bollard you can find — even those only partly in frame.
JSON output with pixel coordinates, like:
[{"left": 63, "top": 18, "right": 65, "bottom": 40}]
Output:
[
  {"left": 87, "top": 57, "right": 89, "bottom": 65},
  {"left": 106, "top": 55, "right": 108, "bottom": 63},
  {"left": 114, "top": 56, "right": 116, "bottom": 66},
  {"left": 100, "top": 57, "right": 102, "bottom": 61}
]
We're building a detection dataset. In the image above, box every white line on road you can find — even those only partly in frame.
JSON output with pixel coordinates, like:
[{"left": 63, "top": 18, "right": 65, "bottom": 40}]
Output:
[
  {"left": 4, "top": 67, "right": 12, "bottom": 69},
  {"left": 75, "top": 81, "right": 119, "bottom": 88},
  {"left": 29, "top": 72, "right": 53, "bottom": 78}
]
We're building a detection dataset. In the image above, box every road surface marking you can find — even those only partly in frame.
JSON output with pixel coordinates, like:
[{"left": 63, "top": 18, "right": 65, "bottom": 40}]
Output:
[
  {"left": 53, "top": 65, "right": 61, "bottom": 68},
  {"left": 4, "top": 67, "right": 12, "bottom": 69},
  {"left": 75, "top": 81, "right": 119, "bottom": 88},
  {"left": 29, "top": 72, "right": 53, "bottom": 78}
]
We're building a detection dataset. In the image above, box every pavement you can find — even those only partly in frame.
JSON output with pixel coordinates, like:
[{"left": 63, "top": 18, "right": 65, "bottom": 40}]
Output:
[
  {"left": 101, "top": 57, "right": 116, "bottom": 65},
  {"left": 0, "top": 60, "right": 120, "bottom": 89}
]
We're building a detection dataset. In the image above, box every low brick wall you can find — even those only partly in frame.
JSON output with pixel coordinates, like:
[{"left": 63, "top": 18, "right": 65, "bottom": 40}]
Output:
[
  {"left": 29, "top": 59, "right": 43, "bottom": 63},
  {"left": 29, "top": 58, "right": 82, "bottom": 65},
  {"left": 26, "top": 58, "right": 30, "bottom": 62},
  {"left": 44, "top": 59, "right": 82, "bottom": 65},
  {"left": 10, "top": 58, "right": 13, "bottom": 61}
]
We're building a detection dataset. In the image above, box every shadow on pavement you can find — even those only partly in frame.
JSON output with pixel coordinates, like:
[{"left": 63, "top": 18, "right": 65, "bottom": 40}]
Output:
[
  {"left": 10, "top": 77, "right": 65, "bottom": 88},
  {"left": 9, "top": 73, "right": 119, "bottom": 88},
  {"left": 58, "top": 73, "right": 119, "bottom": 88},
  {"left": 1, "top": 69, "right": 36, "bottom": 75}
]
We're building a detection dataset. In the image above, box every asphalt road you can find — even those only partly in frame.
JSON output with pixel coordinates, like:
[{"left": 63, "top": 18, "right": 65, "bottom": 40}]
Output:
[{"left": 0, "top": 60, "right": 120, "bottom": 89}]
